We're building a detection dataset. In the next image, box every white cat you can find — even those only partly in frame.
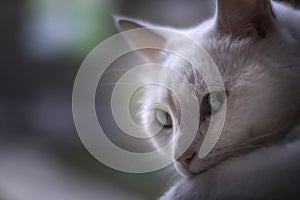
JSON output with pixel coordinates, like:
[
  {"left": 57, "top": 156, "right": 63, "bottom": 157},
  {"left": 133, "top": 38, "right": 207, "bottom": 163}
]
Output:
[{"left": 115, "top": 0, "right": 300, "bottom": 199}]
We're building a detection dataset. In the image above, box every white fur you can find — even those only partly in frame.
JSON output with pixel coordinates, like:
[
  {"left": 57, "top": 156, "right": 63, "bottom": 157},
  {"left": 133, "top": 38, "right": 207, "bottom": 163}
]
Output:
[{"left": 156, "top": 1, "right": 300, "bottom": 199}]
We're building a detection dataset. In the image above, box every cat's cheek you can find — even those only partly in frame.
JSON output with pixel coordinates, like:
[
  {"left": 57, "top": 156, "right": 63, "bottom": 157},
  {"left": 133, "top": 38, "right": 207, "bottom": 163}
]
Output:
[{"left": 158, "top": 179, "right": 203, "bottom": 200}]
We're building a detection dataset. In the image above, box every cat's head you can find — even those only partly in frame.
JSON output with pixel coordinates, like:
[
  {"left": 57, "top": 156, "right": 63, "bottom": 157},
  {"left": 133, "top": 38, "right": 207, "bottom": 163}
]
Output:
[{"left": 114, "top": 0, "right": 300, "bottom": 177}]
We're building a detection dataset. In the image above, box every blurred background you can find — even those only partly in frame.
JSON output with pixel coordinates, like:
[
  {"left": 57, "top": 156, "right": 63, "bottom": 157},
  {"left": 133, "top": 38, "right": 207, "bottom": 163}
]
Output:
[{"left": 0, "top": 0, "right": 299, "bottom": 199}]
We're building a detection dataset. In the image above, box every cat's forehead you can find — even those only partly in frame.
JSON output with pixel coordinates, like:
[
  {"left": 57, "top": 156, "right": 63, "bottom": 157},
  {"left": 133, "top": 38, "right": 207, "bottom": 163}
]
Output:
[{"left": 162, "top": 37, "right": 250, "bottom": 91}]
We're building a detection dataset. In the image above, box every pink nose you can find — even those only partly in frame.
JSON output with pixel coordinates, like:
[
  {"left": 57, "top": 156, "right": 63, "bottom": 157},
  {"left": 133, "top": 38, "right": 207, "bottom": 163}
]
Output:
[{"left": 176, "top": 152, "right": 196, "bottom": 169}]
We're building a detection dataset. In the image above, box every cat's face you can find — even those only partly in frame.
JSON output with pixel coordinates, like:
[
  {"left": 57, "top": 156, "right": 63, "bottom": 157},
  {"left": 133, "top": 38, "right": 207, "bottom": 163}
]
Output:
[{"left": 115, "top": 0, "right": 300, "bottom": 177}]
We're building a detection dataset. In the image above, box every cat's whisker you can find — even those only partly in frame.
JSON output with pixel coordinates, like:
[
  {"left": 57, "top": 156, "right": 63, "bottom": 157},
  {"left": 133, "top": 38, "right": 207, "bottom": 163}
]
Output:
[
  {"left": 222, "top": 122, "right": 296, "bottom": 151},
  {"left": 224, "top": 144, "right": 264, "bottom": 153},
  {"left": 99, "top": 82, "right": 143, "bottom": 86},
  {"left": 104, "top": 69, "right": 132, "bottom": 73}
]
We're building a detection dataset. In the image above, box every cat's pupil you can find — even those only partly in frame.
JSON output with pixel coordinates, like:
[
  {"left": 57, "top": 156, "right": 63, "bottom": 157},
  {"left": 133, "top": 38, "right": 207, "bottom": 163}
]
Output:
[
  {"left": 206, "top": 91, "right": 225, "bottom": 113},
  {"left": 155, "top": 109, "right": 172, "bottom": 128}
]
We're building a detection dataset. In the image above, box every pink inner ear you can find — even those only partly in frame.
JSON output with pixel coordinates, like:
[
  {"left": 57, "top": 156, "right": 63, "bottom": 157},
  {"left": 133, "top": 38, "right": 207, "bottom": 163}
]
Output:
[
  {"left": 116, "top": 19, "right": 166, "bottom": 62},
  {"left": 217, "top": 0, "right": 275, "bottom": 39},
  {"left": 119, "top": 20, "right": 142, "bottom": 31},
  {"left": 138, "top": 48, "right": 163, "bottom": 62}
]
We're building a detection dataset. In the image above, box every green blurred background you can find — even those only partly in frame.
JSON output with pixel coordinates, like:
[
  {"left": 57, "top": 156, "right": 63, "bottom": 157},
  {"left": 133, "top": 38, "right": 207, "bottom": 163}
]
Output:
[{"left": 0, "top": 0, "right": 299, "bottom": 200}]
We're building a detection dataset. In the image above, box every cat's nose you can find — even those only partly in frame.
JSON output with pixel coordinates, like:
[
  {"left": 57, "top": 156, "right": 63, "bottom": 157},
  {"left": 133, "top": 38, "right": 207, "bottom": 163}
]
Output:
[{"left": 176, "top": 151, "right": 196, "bottom": 169}]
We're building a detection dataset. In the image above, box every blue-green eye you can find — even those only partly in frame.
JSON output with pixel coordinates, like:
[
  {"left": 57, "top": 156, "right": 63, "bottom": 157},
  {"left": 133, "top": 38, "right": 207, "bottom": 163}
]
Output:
[
  {"left": 206, "top": 91, "right": 225, "bottom": 113},
  {"left": 155, "top": 109, "right": 173, "bottom": 128}
]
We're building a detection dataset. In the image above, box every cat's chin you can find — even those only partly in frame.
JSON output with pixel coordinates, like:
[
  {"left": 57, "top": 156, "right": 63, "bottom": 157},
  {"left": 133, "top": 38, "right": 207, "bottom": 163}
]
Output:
[{"left": 174, "top": 162, "right": 195, "bottom": 179}]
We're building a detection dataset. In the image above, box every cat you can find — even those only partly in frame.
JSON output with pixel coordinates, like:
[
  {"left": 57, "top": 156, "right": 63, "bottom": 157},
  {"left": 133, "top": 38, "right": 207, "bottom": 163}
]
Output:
[{"left": 114, "top": 0, "right": 300, "bottom": 199}]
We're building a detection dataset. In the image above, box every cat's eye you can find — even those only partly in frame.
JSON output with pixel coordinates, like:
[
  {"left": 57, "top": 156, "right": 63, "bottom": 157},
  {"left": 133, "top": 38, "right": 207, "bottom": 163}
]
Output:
[
  {"left": 206, "top": 91, "right": 225, "bottom": 113},
  {"left": 155, "top": 109, "right": 173, "bottom": 128}
]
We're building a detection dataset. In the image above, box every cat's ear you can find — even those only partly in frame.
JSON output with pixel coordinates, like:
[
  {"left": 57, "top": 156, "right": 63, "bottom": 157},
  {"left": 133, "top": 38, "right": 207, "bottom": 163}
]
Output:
[
  {"left": 217, "top": 0, "right": 276, "bottom": 39},
  {"left": 114, "top": 15, "right": 166, "bottom": 62}
]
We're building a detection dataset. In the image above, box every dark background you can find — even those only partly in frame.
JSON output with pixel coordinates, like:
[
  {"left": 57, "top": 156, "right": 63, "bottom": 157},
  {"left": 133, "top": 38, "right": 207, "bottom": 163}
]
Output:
[{"left": 0, "top": 0, "right": 299, "bottom": 199}]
